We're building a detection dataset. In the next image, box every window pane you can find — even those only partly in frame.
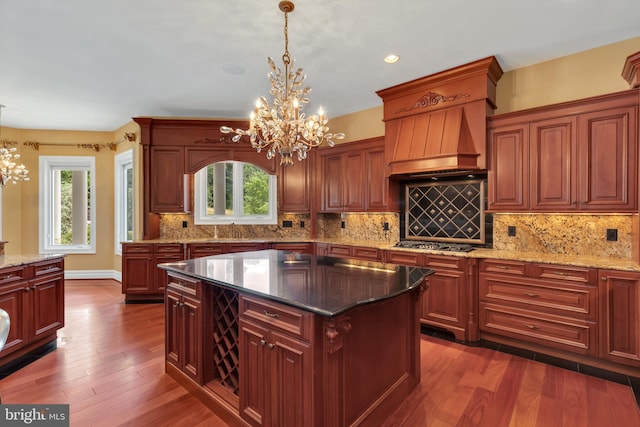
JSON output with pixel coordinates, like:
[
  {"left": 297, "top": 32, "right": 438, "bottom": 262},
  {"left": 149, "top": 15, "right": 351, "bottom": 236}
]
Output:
[
  {"left": 207, "top": 163, "right": 234, "bottom": 216},
  {"left": 53, "top": 169, "right": 91, "bottom": 245},
  {"left": 242, "top": 163, "right": 269, "bottom": 215},
  {"left": 125, "top": 165, "right": 134, "bottom": 241}
]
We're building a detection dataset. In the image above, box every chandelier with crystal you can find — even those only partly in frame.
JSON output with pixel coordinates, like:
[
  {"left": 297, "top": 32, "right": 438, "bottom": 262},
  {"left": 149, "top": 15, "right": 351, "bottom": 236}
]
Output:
[
  {"left": 221, "top": 1, "right": 344, "bottom": 166},
  {"left": 0, "top": 105, "right": 29, "bottom": 187}
]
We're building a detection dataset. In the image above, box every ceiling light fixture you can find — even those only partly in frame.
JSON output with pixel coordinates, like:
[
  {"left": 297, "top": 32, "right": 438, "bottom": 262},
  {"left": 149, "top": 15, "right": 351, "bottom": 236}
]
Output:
[
  {"left": 221, "top": 1, "right": 344, "bottom": 166},
  {"left": 384, "top": 54, "right": 400, "bottom": 64},
  {"left": 0, "top": 105, "right": 29, "bottom": 187}
]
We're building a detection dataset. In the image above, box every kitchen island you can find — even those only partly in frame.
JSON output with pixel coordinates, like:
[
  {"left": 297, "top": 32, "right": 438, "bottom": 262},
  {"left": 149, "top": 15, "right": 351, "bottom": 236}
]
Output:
[{"left": 158, "top": 249, "right": 434, "bottom": 427}]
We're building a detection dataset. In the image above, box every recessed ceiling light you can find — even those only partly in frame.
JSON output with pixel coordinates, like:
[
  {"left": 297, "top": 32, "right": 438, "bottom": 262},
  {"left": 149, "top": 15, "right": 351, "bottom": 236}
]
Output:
[{"left": 384, "top": 54, "right": 400, "bottom": 64}]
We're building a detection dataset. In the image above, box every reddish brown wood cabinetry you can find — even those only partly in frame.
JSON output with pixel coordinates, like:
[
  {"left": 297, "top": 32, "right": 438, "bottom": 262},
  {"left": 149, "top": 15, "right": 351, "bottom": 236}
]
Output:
[
  {"left": 479, "top": 260, "right": 598, "bottom": 356},
  {"left": 150, "top": 147, "right": 186, "bottom": 213},
  {"left": 599, "top": 269, "right": 640, "bottom": 368},
  {"left": 0, "top": 257, "right": 65, "bottom": 367},
  {"left": 277, "top": 157, "right": 310, "bottom": 212},
  {"left": 421, "top": 255, "right": 469, "bottom": 341},
  {"left": 239, "top": 296, "right": 313, "bottom": 427},
  {"left": 488, "top": 91, "right": 638, "bottom": 212},
  {"left": 317, "top": 137, "right": 396, "bottom": 212},
  {"left": 122, "top": 243, "right": 186, "bottom": 302},
  {"left": 166, "top": 273, "right": 203, "bottom": 384}
]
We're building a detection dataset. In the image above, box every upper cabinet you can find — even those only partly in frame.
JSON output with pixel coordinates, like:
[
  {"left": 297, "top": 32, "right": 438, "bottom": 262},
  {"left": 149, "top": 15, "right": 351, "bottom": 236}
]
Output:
[
  {"left": 317, "top": 137, "right": 398, "bottom": 212},
  {"left": 488, "top": 90, "right": 638, "bottom": 212},
  {"left": 278, "top": 155, "right": 311, "bottom": 212}
]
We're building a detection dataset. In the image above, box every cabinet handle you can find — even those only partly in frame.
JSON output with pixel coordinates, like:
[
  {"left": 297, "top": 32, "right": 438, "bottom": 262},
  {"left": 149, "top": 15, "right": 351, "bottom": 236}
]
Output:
[
  {"left": 260, "top": 340, "right": 267, "bottom": 347},
  {"left": 24, "top": 286, "right": 30, "bottom": 292},
  {"left": 524, "top": 323, "right": 539, "bottom": 330},
  {"left": 524, "top": 292, "right": 539, "bottom": 298},
  {"left": 552, "top": 271, "right": 569, "bottom": 276},
  {"left": 173, "top": 301, "right": 180, "bottom": 307},
  {"left": 496, "top": 266, "right": 509, "bottom": 270},
  {"left": 0, "top": 274, "right": 14, "bottom": 280},
  {"left": 263, "top": 311, "right": 280, "bottom": 319},
  {"left": 601, "top": 277, "right": 608, "bottom": 281},
  {"left": 268, "top": 343, "right": 275, "bottom": 350}
]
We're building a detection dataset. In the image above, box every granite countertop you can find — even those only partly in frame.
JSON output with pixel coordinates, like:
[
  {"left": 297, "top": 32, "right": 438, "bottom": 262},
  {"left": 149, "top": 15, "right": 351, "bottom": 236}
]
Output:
[
  {"left": 158, "top": 249, "right": 435, "bottom": 317},
  {"left": 0, "top": 254, "right": 65, "bottom": 269},
  {"left": 132, "top": 238, "right": 640, "bottom": 272}
]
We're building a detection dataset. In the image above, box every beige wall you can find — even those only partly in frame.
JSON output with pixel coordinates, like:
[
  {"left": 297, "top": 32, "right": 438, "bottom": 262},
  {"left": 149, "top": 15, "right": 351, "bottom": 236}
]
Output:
[{"left": 0, "top": 126, "right": 140, "bottom": 273}]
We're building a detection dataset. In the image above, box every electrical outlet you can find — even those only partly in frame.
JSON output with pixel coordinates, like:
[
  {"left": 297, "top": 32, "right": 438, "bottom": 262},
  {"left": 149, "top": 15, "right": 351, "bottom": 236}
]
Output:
[
  {"left": 606, "top": 228, "right": 618, "bottom": 241},
  {"left": 282, "top": 220, "right": 293, "bottom": 228},
  {"left": 341, "top": 221, "right": 346, "bottom": 229},
  {"left": 507, "top": 226, "right": 516, "bottom": 236},
  {"left": 383, "top": 222, "right": 389, "bottom": 231},
  {"left": 300, "top": 220, "right": 305, "bottom": 228},
  {"left": 182, "top": 221, "right": 188, "bottom": 228}
]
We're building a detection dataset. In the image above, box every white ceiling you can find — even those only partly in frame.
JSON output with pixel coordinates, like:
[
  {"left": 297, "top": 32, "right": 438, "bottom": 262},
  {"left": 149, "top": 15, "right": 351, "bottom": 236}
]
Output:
[{"left": 1, "top": 0, "right": 639, "bottom": 131}]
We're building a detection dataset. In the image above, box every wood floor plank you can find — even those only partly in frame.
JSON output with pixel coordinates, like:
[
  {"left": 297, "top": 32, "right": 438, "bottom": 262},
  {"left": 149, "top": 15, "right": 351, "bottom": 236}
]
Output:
[{"left": 0, "top": 279, "right": 638, "bottom": 427}]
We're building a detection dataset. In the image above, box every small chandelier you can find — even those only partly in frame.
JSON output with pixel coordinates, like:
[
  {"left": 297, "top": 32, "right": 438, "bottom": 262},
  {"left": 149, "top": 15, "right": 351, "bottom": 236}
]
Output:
[
  {"left": 0, "top": 105, "right": 30, "bottom": 187},
  {"left": 221, "top": 1, "right": 344, "bottom": 166}
]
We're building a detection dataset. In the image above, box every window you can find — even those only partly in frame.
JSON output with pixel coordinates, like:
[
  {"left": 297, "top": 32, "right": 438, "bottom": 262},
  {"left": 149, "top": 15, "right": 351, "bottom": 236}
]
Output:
[
  {"left": 194, "top": 161, "right": 277, "bottom": 225},
  {"left": 115, "top": 149, "right": 134, "bottom": 255},
  {"left": 39, "top": 156, "right": 96, "bottom": 254}
]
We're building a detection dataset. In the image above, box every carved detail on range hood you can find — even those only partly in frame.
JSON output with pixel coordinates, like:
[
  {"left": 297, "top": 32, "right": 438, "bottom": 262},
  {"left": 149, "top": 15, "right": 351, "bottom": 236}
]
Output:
[{"left": 377, "top": 56, "right": 503, "bottom": 177}]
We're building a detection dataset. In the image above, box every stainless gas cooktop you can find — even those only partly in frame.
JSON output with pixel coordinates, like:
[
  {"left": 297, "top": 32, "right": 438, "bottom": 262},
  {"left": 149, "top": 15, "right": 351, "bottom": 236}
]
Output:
[{"left": 394, "top": 241, "right": 476, "bottom": 252}]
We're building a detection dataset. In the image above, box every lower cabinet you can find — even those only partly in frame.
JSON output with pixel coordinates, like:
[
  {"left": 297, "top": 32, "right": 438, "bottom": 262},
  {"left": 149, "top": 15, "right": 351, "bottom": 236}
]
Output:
[
  {"left": 122, "top": 243, "right": 185, "bottom": 302},
  {"left": 165, "top": 273, "right": 203, "bottom": 384},
  {"left": 421, "top": 255, "right": 469, "bottom": 341},
  {"left": 238, "top": 295, "right": 313, "bottom": 427},
  {"left": 599, "top": 269, "right": 640, "bottom": 367},
  {"left": 0, "top": 257, "right": 65, "bottom": 366}
]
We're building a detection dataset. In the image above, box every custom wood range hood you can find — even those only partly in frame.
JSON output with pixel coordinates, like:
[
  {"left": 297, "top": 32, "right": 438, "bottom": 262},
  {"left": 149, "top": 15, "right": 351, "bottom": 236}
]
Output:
[{"left": 377, "top": 56, "right": 503, "bottom": 177}]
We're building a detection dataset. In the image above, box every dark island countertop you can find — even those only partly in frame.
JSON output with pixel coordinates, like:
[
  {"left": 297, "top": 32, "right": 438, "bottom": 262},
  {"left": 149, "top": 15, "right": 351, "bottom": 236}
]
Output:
[{"left": 158, "top": 249, "right": 435, "bottom": 317}]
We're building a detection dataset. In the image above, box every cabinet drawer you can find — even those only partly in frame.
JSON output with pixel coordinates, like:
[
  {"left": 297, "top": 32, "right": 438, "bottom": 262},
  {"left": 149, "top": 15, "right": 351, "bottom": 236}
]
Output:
[
  {"left": 271, "top": 243, "right": 313, "bottom": 253},
  {"left": 0, "top": 266, "right": 27, "bottom": 285},
  {"left": 189, "top": 244, "right": 224, "bottom": 258},
  {"left": 155, "top": 243, "right": 184, "bottom": 254},
  {"left": 226, "top": 243, "right": 266, "bottom": 253},
  {"left": 123, "top": 243, "right": 153, "bottom": 254},
  {"left": 33, "top": 259, "right": 64, "bottom": 277},
  {"left": 532, "top": 263, "right": 596, "bottom": 284},
  {"left": 352, "top": 246, "right": 381, "bottom": 261},
  {"left": 425, "top": 255, "right": 465, "bottom": 270},
  {"left": 385, "top": 250, "right": 423, "bottom": 266},
  {"left": 479, "top": 275, "right": 597, "bottom": 320},
  {"left": 327, "top": 245, "right": 352, "bottom": 257},
  {"left": 167, "top": 273, "right": 202, "bottom": 298},
  {"left": 480, "top": 259, "right": 527, "bottom": 275},
  {"left": 239, "top": 295, "right": 312, "bottom": 340},
  {"left": 479, "top": 302, "right": 597, "bottom": 356}
]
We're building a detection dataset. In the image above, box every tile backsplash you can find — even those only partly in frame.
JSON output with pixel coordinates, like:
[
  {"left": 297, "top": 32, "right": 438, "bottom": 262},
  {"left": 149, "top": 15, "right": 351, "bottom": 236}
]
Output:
[{"left": 493, "top": 213, "right": 632, "bottom": 258}]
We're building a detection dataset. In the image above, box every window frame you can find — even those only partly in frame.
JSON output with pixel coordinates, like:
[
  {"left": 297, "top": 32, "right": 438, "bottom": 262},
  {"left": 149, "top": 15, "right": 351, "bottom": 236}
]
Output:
[
  {"left": 39, "top": 155, "right": 97, "bottom": 254},
  {"left": 193, "top": 161, "right": 277, "bottom": 225},
  {"left": 114, "top": 149, "right": 134, "bottom": 256}
]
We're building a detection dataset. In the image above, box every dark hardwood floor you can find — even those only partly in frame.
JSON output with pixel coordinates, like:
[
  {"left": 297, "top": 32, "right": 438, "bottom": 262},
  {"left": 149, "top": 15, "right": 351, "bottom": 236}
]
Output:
[{"left": 0, "top": 279, "right": 639, "bottom": 426}]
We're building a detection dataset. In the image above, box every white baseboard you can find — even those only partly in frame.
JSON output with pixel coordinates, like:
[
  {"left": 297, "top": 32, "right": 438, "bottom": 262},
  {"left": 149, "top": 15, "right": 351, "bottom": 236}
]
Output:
[{"left": 65, "top": 270, "right": 122, "bottom": 282}]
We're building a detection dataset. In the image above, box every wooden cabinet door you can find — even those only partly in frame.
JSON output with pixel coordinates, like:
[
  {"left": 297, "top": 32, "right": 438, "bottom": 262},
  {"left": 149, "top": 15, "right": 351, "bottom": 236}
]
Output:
[
  {"left": 366, "top": 146, "right": 391, "bottom": 211},
  {"left": 488, "top": 123, "right": 529, "bottom": 210},
  {"left": 530, "top": 116, "right": 578, "bottom": 210},
  {"left": 30, "top": 273, "right": 64, "bottom": 340},
  {"left": 182, "top": 294, "right": 202, "bottom": 383},
  {"left": 150, "top": 146, "right": 185, "bottom": 212},
  {"left": 599, "top": 269, "right": 640, "bottom": 367},
  {"left": 578, "top": 107, "right": 637, "bottom": 211},
  {"left": 343, "top": 151, "right": 365, "bottom": 211},
  {"left": 122, "top": 254, "right": 154, "bottom": 294},
  {"left": 239, "top": 319, "right": 269, "bottom": 427},
  {"left": 0, "top": 281, "right": 28, "bottom": 356},
  {"left": 165, "top": 288, "right": 183, "bottom": 368},
  {"left": 319, "top": 154, "right": 344, "bottom": 212},
  {"left": 278, "top": 159, "right": 310, "bottom": 212},
  {"left": 421, "top": 268, "right": 466, "bottom": 329},
  {"left": 269, "top": 329, "right": 312, "bottom": 427}
]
